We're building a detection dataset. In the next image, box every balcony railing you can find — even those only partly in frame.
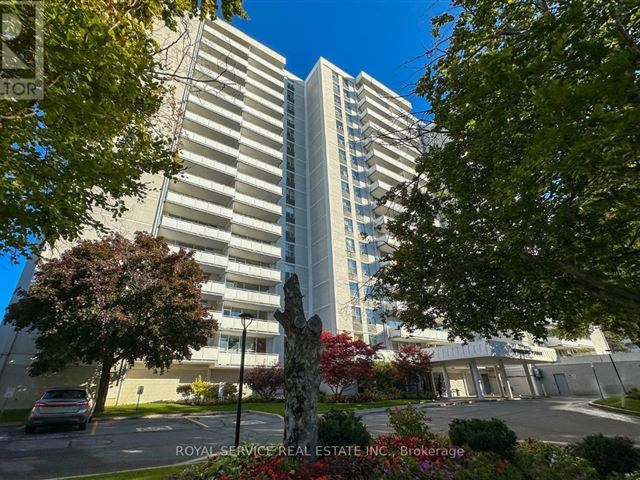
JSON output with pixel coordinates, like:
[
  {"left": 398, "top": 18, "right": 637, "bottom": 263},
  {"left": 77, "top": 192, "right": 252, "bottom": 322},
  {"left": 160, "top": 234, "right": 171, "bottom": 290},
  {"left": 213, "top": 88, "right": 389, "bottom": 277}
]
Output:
[
  {"left": 229, "top": 235, "right": 281, "bottom": 259},
  {"left": 224, "top": 287, "right": 281, "bottom": 308},
  {"left": 218, "top": 316, "right": 280, "bottom": 335},
  {"left": 201, "top": 280, "right": 226, "bottom": 297},
  {"left": 168, "top": 245, "right": 228, "bottom": 270},
  {"left": 227, "top": 260, "right": 280, "bottom": 283},
  {"left": 160, "top": 216, "right": 231, "bottom": 243},
  {"left": 165, "top": 191, "right": 233, "bottom": 220},
  {"left": 217, "top": 351, "right": 280, "bottom": 367}
]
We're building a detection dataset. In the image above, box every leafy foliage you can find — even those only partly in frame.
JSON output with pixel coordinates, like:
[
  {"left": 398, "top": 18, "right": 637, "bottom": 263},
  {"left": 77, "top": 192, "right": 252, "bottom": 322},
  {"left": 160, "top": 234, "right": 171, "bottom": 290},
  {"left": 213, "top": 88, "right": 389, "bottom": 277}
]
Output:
[
  {"left": 449, "top": 418, "right": 517, "bottom": 459},
  {"left": 360, "top": 361, "right": 404, "bottom": 398},
  {"left": 456, "top": 451, "right": 523, "bottom": 480},
  {"left": 393, "top": 345, "right": 433, "bottom": 396},
  {"left": 320, "top": 331, "right": 382, "bottom": 396},
  {"left": 387, "top": 403, "right": 432, "bottom": 438},
  {"left": 0, "top": 0, "right": 246, "bottom": 258},
  {"left": 191, "top": 376, "right": 217, "bottom": 404},
  {"left": 376, "top": 0, "right": 640, "bottom": 342},
  {"left": 515, "top": 439, "right": 597, "bottom": 480},
  {"left": 5, "top": 232, "right": 212, "bottom": 411},
  {"left": 244, "top": 364, "right": 284, "bottom": 401},
  {"left": 317, "top": 409, "right": 371, "bottom": 449},
  {"left": 572, "top": 434, "right": 640, "bottom": 479}
]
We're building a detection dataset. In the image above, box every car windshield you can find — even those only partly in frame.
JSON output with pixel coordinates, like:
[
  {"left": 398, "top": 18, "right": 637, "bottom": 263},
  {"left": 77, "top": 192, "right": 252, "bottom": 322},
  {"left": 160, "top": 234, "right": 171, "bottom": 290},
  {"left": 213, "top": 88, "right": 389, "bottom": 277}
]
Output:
[{"left": 42, "top": 390, "right": 87, "bottom": 400}]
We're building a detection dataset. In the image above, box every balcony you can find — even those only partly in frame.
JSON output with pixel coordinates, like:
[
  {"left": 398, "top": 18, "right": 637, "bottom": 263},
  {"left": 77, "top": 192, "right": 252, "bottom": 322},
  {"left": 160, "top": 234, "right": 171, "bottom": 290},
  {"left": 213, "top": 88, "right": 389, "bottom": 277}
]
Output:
[
  {"left": 173, "top": 172, "right": 234, "bottom": 205},
  {"left": 184, "top": 346, "right": 220, "bottom": 364},
  {"left": 389, "top": 326, "right": 449, "bottom": 345},
  {"left": 159, "top": 215, "right": 231, "bottom": 247},
  {"left": 237, "top": 153, "right": 282, "bottom": 184},
  {"left": 181, "top": 129, "right": 238, "bottom": 162},
  {"left": 167, "top": 244, "right": 228, "bottom": 271},
  {"left": 198, "top": 49, "right": 246, "bottom": 83},
  {"left": 229, "top": 235, "right": 281, "bottom": 262},
  {"left": 247, "top": 53, "right": 285, "bottom": 81},
  {"left": 376, "top": 234, "right": 398, "bottom": 254},
  {"left": 218, "top": 316, "right": 280, "bottom": 336},
  {"left": 245, "top": 90, "right": 284, "bottom": 119},
  {"left": 188, "top": 94, "right": 243, "bottom": 125},
  {"left": 242, "top": 117, "right": 283, "bottom": 145},
  {"left": 234, "top": 192, "right": 281, "bottom": 222},
  {"left": 224, "top": 287, "right": 281, "bottom": 308},
  {"left": 545, "top": 337, "right": 595, "bottom": 350},
  {"left": 216, "top": 351, "right": 280, "bottom": 368},
  {"left": 240, "top": 136, "right": 283, "bottom": 165},
  {"left": 180, "top": 150, "right": 237, "bottom": 184},
  {"left": 373, "top": 199, "right": 405, "bottom": 217},
  {"left": 236, "top": 172, "right": 282, "bottom": 201},
  {"left": 367, "top": 163, "right": 412, "bottom": 187},
  {"left": 183, "top": 110, "right": 241, "bottom": 144},
  {"left": 201, "top": 280, "right": 226, "bottom": 298},
  {"left": 369, "top": 179, "right": 394, "bottom": 200},
  {"left": 365, "top": 147, "right": 416, "bottom": 179},
  {"left": 232, "top": 212, "right": 281, "bottom": 240},
  {"left": 164, "top": 191, "right": 233, "bottom": 225},
  {"left": 245, "top": 72, "right": 283, "bottom": 104},
  {"left": 227, "top": 259, "right": 280, "bottom": 283},
  {"left": 199, "top": 36, "right": 248, "bottom": 69},
  {"left": 203, "top": 24, "right": 250, "bottom": 55}
]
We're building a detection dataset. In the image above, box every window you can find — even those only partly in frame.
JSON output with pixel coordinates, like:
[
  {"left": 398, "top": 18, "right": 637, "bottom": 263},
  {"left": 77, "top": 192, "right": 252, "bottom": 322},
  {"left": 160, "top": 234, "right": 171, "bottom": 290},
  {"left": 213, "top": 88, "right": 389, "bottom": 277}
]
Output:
[
  {"left": 332, "top": 71, "right": 340, "bottom": 82},
  {"left": 347, "top": 259, "right": 357, "bottom": 277},
  {"left": 342, "top": 198, "right": 351, "bottom": 214},
  {"left": 285, "top": 225, "right": 295, "bottom": 243},
  {"left": 345, "top": 238, "right": 355, "bottom": 253},
  {"left": 286, "top": 188, "right": 295, "bottom": 206},
  {"left": 368, "top": 335, "right": 379, "bottom": 347},
  {"left": 284, "top": 264, "right": 295, "bottom": 281},
  {"left": 287, "top": 90, "right": 294, "bottom": 102},
  {"left": 347, "top": 114, "right": 359, "bottom": 124},
  {"left": 361, "top": 262, "right": 376, "bottom": 278},
  {"left": 336, "top": 120, "right": 344, "bottom": 132},
  {"left": 286, "top": 171, "right": 295, "bottom": 188},
  {"left": 348, "top": 140, "right": 359, "bottom": 152},
  {"left": 358, "top": 222, "right": 372, "bottom": 237},
  {"left": 338, "top": 149, "right": 347, "bottom": 164},
  {"left": 344, "top": 218, "right": 353, "bottom": 234},
  {"left": 337, "top": 134, "right": 346, "bottom": 149},
  {"left": 287, "top": 141, "right": 295, "bottom": 156},
  {"left": 285, "top": 243, "right": 295, "bottom": 263},
  {"left": 355, "top": 204, "right": 367, "bottom": 219},
  {"left": 287, "top": 81, "right": 295, "bottom": 92},
  {"left": 285, "top": 205, "right": 295, "bottom": 224},
  {"left": 341, "top": 181, "right": 350, "bottom": 196},
  {"left": 351, "top": 155, "right": 362, "bottom": 167},
  {"left": 354, "top": 187, "right": 368, "bottom": 202},
  {"left": 287, "top": 117, "right": 295, "bottom": 130},
  {"left": 351, "top": 170, "right": 363, "bottom": 183},
  {"left": 287, "top": 102, "right": 295, "bottom": 115},
  {"left": 335, "top": 106, "right": 342, "bottom": 118},
  {"left": 365, "top": 285, "right": 375, "bottom": 299},
  {"left": 359, "top": 242, "right": 370, "bottom": 256},
  {"left": 340, "top": 164, "right": 348, "bottom": 180},
  {"left": 351, "top": 306, "right": 362, "bottom": 323},
  {"left": 334, "top": 95, "right": 341, "bottom": 106},
  {"left": 223, "top": 307, "right": 268, "bottom": 320},
  {"left": 349, "top": 282, "right": 359, "bottom": 298},
  {"left": 348, "top": 127, "right": 360, "bottom": 138},
  {"left": 367, "top": 309, "right": 377, "bottom": 325},
  {"left": 220, "top": 336, "right": 267, "bottom": 353},
  {"left": 287, "top": 128, "right": 295, "bottom": 142},
  {"left": 286, "top": 155, "right": 295, "bottom": 172}
]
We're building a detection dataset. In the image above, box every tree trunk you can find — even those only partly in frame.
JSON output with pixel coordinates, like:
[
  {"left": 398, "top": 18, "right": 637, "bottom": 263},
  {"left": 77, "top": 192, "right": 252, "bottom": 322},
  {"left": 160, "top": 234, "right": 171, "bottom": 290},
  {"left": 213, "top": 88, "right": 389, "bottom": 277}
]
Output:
[
  {"left": 274, "top": 274, "right": 322, "bottom": 460},
  {"left": 94, "top": 359, "right": 114, "bottom": 413}
]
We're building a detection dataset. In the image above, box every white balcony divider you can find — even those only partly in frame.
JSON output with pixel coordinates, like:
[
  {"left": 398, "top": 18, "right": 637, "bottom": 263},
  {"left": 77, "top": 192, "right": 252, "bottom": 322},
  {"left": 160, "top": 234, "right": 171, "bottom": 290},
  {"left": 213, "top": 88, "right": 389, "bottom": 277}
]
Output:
[
  {"left": 177, "top": 172, "right": 234, "bottom": 198},
  {"left": 227, "top": 259, "right": 280, "bottom": 282},
  {"left": 217, "top": 351, "right": 279, "bottom": 367},
  {"left": 165, "top": 191, "right": 233, "bottom": 219},
  {"left": 161, "top": 216, "right": 231, "bottom": 243}
]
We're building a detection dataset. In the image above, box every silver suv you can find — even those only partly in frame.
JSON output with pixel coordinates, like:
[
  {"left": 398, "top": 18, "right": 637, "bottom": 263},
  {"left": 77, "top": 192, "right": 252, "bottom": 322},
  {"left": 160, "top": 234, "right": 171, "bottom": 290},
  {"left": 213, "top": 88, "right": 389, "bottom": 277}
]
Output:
[{"left": 25, "top": 387, "right": 94, "bottom": 433}]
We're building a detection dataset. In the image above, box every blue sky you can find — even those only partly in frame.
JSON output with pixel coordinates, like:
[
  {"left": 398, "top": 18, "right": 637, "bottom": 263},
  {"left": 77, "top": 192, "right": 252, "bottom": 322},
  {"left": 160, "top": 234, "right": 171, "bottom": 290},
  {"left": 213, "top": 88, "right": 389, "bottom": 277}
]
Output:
[{"left": 0, "top": 0, "right": 445, "bottom": 316}]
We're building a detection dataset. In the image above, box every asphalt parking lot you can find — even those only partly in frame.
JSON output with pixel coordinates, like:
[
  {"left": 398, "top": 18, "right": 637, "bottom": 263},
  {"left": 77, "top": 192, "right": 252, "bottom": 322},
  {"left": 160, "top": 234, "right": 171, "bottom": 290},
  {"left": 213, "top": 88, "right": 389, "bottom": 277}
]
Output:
[{"left": 0, "top": 398, "right": 638, "bottom": 479}]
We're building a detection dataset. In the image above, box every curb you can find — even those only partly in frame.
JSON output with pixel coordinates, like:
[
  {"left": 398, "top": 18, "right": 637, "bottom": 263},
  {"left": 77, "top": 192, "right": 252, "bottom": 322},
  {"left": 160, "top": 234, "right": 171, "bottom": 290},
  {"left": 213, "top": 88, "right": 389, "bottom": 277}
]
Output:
[{"left": 589, "top": 401, "right": 640, "bottom": 418}]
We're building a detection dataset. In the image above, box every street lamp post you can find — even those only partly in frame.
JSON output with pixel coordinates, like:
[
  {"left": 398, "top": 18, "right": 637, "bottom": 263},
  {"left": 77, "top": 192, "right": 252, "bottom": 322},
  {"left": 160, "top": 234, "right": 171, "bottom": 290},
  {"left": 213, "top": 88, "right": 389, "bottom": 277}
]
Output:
[
  {"left": 234, "top": 313, "right": 254, "bottom": 448},
  {"left": 606, "top": 349, "right": 627, "bottom": 395},
  {"left": 590, "top": 362, "right": 604, "bottom": 399}
]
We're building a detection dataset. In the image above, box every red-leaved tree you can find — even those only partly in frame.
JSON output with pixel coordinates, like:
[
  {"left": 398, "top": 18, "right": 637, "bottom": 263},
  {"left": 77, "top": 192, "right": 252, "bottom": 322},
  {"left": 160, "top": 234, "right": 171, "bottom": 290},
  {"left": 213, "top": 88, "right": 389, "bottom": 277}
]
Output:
[
  {"left": 320, "top": 331, "right": 382, "bottom": 396},
  {"left": 393, "top": 345, "right": 433, "bottom": 397},
  {"left": 245, "top": 364, "right": 285, "bottom": 401}
]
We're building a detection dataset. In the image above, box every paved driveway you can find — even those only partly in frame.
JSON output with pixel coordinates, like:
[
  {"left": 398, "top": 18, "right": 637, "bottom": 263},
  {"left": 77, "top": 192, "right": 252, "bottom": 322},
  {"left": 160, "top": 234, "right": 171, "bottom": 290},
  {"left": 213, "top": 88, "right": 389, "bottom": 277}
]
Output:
[
  {"left": 0, "top": 398, "right": 638, "bottom": 479},
  {"left": 361, "top": 397, "right": 640, "bottom": 444}
]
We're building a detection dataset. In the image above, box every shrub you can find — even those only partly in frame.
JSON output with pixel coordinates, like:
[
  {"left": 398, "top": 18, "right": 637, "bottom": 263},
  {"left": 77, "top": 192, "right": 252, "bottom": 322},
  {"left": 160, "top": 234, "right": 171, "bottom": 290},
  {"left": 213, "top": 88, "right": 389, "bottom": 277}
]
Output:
[
  {"left": 244, "top": 364, "right": 284, "bottom": 400},
  {"left": 190, "top": 376, "right": 217, "bottom": 404},
  {"left": 176, "top": 384, "right": 193, "bottom": 402},
  {"left": 318, "top": 409, "right": 371, "bottom": 449},
  {"left": 515, "top": 439, "right": 597, "bottom": 480},
  {"left": 572, "top": 434, "right": 640, "bottom": 479},
  {"left": 456, "top": 451, "right": 524, "bottom": 480},
  {"left": 627, "top": 388, "right": 640, "bottom": 400},
  {"left": 387, "top": 403, "right": 432, "bottom": 438},
  {"left": 449, "top": 418, "right": 517, "bottom": 459},
  {"left": 222, "top": 382, "right": 238, "bottom": 400}
]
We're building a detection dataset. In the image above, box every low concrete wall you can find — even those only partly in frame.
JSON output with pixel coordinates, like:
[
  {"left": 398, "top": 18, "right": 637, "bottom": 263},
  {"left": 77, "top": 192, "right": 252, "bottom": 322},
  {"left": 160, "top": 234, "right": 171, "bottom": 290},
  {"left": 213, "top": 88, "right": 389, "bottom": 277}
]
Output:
[{"left": 536, "top": 353, "right": 640, "bottom": 396}]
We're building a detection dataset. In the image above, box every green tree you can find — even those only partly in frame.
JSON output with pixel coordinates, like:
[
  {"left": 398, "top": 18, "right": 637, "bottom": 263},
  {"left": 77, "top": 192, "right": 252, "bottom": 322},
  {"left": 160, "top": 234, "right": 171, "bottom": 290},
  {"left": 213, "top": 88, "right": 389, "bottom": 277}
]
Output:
[
  {"left": 0, "top": 0, "right": 245, "bottom": 259},
  {"left": 376, "top": 0, "right": 640, "bottom": 342},
  {"left": 5, "top": 232, "right": 213, "bottom": 412}
]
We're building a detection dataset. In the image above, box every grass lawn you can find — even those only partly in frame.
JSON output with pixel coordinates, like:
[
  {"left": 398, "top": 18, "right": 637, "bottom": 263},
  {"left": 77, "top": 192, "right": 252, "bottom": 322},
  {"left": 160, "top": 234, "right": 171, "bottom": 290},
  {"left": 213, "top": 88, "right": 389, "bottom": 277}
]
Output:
[
  {"left": 594, "top": 396, "right": 640, "bottom": 413},
  {"left": 0, "top": 399, "right": 423, "bottom": 423},
  {"left": 63, "top": 464, "right": 188, "bottom": 480}
]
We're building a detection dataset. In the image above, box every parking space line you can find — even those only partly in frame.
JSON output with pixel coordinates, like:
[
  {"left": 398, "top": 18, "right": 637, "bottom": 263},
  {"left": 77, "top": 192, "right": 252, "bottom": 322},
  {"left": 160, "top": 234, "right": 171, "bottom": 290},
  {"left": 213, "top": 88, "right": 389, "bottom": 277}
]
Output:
[
  {"left": 90, "top": 420, "right": 99, "bottom": 435},
  {"left": 184, "top": 417, "right": 208, "bottom": 428}
]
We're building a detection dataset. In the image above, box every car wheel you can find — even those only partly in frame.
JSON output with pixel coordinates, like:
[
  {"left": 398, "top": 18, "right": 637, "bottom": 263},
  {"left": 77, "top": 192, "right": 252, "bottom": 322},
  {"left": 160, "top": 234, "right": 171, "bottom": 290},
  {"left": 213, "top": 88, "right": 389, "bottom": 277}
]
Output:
[{"left": 25, "top": 424, "right": 36, "bottom": 434}]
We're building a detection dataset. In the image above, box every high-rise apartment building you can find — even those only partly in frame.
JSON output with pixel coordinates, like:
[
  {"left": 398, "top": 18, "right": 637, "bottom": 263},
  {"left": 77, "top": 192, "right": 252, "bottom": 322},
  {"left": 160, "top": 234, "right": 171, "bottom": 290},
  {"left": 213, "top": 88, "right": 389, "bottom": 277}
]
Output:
[{"left": 0, "top": 19, "right": 606, "bottom": 407}]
